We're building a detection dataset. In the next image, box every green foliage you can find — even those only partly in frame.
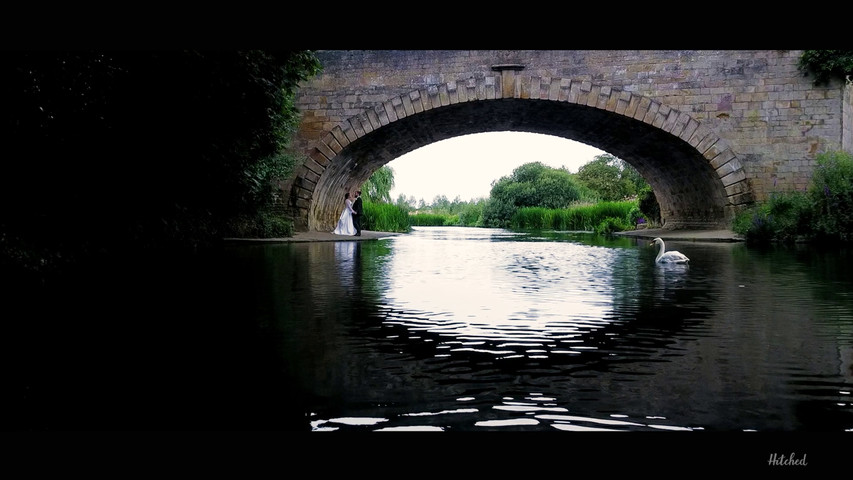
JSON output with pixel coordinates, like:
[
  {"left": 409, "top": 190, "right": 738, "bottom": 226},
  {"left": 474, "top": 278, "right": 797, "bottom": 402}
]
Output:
[
  {"left": 363, "top": 165, "right": 395, "bottom": 203},
  {"left": 573, "top": 179, "right": 603, "bottom": 204},
  {"left": 733, "top": 151, "right": 853, "bottom": 244},
  {"left": 395, "top": 193, "right": 418, "bottom": 211},
  {"left": 808, "top": 150, "right": 853, "bottom": 241},
  {"left": 363, "top": 199, "right": 411, "bottom": 233},
  {"left": 587, "top": 201, "right": 640, "bottom": 225},
  {"left": 732, "top": 191, "right": 813, "bottom": 244},
  {"left": 768, "top": 191, "right": 814, "bottom": 240},
  {"left": 481, "top": 196, "right": 517, "bottom": 228},
  {"left": 511, "top": 200, "right": 639, "bottom": 232},
  {"left": 366, "top": 164, "right": 484, "bottom": 229},
  {"left": 625, "top": 204, "right": 644, "bottom": 225},
  {"left": 429, "top": 195, "right": 452, "bottom": 212},
  {"left": 457, "top": 201, "right": 485, "bottom": 227},
  {"left": 637, "top": 185, "right": 661, "bottom": 225},
  {"left": 619, "top": 160, "right": 649, "bottom": 195},
  {"left": 482, "top": 162, "right": 584, "bottom": 227},
  {"left": 594, "top": 217, "right": 634, "bottom": 235},
  {"left": 510, "top": 207, "right": 552, "bottom": 230},
  {"left": 732, "top": 208, "right": 773, "bottom": 244},
  {"left": 443, "top": 214, "right": 460, "bottom": 226},
  {"left": 409, "top": 213, "right": 466, "bottom": 227},
  {"left": 575, "top": 154, "right": 646, "bottom": 201},
  {"left": 798, "top": 50, "right": 853, "bottom": 86},
  {"left": 410, "top": 213, "right": 448, "bottom": 226},
  {"left": 536, "top": 168, "right": 586, "bottom": 207},
  {"left": 237, "top": 51, "right": 322, "bottom": 212}
]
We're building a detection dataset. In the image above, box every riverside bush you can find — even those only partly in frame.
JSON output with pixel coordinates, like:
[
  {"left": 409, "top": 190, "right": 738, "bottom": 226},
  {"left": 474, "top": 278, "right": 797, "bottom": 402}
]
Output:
[
  {"left": 637, "top": 185, "right": 661, "bottom": 225},
  {"left": 809, "top": 150, "right": 853, "bottom": 242},
  {"left": 732, "top": 191, "right": 812, "bottom": 244},
  {"left": 594, "top": 217, "right": 634, "bottom": 235},
  {"left": 733, "top": 151, "right": 853, "bottom": 243}
]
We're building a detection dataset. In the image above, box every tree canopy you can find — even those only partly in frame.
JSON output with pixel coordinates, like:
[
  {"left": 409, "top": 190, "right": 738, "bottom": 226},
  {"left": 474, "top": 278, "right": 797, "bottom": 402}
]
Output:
[
  {"left": 363, "top": 165, "right": 395, "bottom": 203},
  {"left": 575, "top": 154, "right": 646, "bottom": 202},
  {"left": 481, "top": 162, "right": 584, "bottom": 227}
]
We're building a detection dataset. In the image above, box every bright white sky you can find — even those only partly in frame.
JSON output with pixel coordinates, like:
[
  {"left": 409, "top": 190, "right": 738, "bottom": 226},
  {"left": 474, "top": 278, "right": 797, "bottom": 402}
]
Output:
[{"left": 387, "top": 132, "right": 606, "bottom": 203}]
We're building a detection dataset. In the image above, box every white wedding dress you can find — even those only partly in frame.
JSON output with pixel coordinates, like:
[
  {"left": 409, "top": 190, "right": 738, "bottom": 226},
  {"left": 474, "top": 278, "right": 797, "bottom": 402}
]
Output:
[{"left": 333, "top": 198, "right": 356, "bottom": 235}]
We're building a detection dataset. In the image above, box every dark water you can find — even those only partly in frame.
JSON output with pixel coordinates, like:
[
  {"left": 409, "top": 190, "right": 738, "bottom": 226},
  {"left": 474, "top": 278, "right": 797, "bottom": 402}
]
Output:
[
  {"left": 253, "top": 227, "right": 853, "bottom": 434},
  {"left": 6, "top": 226, "right": 853, "bottom": 467}
]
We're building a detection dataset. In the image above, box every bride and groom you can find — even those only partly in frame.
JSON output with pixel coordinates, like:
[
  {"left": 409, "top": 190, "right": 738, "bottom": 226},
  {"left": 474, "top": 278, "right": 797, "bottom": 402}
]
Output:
[{"left": 333, "top": 190, "right": 363, "bottom": 236}]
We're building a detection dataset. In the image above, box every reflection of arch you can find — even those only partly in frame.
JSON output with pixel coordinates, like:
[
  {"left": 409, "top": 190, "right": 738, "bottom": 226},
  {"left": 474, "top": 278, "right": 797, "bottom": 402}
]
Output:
[{"left": 289, "top": 79, "right": 753, "bottom": 232}]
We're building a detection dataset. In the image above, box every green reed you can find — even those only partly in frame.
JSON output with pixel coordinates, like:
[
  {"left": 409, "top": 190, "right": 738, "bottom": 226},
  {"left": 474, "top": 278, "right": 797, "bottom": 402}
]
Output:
[
  {"left": 363, "top": 200, "right": 412, "bottom": 233},
  {"left": 410, "top": 213, "right": 454, "bottom": 226},
  {"left": 511, "top": 201, "right": 638, "bottom": 231}
]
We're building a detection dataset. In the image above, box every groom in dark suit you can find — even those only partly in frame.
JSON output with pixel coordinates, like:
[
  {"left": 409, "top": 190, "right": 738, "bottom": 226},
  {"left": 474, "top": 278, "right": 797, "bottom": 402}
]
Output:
[{"left": 352, "top": 190, "right": 364, "bottom": 236}]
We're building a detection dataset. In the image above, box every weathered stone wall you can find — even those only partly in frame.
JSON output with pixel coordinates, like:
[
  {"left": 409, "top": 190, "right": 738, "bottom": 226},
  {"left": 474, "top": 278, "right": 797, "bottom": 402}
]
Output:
[{"left": 287, "top": 50, "right": 847, "bottom": 231}]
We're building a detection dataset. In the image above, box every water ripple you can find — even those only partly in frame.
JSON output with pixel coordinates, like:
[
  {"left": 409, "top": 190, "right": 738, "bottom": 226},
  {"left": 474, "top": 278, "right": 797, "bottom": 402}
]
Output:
[{"left": 286, "top": 227, "right": 853, "bottom": 432}]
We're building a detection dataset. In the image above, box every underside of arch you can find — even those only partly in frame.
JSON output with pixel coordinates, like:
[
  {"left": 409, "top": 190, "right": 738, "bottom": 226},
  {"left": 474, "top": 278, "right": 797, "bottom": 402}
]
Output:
[{"left": 289, "top": 81, "right": 753, "bottom": 232}]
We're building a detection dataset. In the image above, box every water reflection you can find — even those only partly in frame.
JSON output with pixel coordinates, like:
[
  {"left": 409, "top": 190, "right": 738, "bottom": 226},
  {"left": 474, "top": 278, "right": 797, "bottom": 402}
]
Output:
[
  {"left": 380, "top": 228, "right": 619, "bottom": 356},
  {"left": 374, "top": 227, "right": 716, "bottom": 370},
  {"left": 288, "top": 227, "right": 853, "bottom": 433},
  {"left": 12, "top": 226, "right": 851, "bottom": 440},
  {"left": 333, "top": 241, "right": 359, "bottom": 295}
]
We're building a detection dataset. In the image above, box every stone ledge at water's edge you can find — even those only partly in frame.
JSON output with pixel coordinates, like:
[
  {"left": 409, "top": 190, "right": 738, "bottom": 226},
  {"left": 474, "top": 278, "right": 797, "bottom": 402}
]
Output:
[
  {"left": 615, "top": 228, "right": 744, "bottom": 243},
  {"left": 224, "top": 228, "right": 742, "bottom": 244}
]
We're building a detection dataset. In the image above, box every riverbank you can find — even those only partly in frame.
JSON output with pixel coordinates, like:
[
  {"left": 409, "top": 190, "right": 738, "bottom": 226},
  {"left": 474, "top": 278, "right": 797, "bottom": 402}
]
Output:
[
  {"left": 223, "top": 230, "right": 404, "bottom": 243},
  {"left": 615, "top": 228, "right": 744, "bottom": 242},
  {"left": 225, "top": 227, "right": 742, "bottom": 244}
]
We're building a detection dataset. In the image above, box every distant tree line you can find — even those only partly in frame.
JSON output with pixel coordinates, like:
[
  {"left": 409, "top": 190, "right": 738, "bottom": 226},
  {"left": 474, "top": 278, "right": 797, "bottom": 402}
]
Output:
[{"left": 368, "top": 154, "right": 660, "bottom": 231}]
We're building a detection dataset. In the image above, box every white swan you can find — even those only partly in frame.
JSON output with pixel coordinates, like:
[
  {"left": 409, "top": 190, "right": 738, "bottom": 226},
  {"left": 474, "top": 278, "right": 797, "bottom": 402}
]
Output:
[{"left": 650, "top": 237, "right": 689, "bottom": 264}]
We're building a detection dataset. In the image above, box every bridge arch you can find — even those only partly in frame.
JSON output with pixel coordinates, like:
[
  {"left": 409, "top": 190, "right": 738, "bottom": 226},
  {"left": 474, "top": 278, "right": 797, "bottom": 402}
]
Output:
[{"left": 288, "top": 78, "right": 753, "bottom": 232}]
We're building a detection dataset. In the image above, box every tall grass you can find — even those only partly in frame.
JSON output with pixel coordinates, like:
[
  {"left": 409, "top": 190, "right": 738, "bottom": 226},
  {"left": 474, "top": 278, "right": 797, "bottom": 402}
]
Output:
[
  {"left": 410, "top": 213, "right": 460, "bottom": 226},
  {"left": 363, "top": 200, "right": 411, "bottom": 233},
  {"left": 365, "top": 197, "right": 642, "bottom": 234},
  {"left": 511, "top": 201, "right": 638, "bottom": 231}
]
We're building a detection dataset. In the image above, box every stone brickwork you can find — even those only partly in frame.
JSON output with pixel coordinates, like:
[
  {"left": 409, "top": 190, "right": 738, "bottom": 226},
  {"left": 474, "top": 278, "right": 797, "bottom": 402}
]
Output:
[{"left": 282, "top": 50, "right": 848, "bottom": 232}]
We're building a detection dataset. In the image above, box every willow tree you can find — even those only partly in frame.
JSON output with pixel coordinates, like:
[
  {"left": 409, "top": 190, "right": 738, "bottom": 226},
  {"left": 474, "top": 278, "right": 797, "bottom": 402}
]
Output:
[{"left": 363, "top": 165, "right": 395, "bottom": 203}]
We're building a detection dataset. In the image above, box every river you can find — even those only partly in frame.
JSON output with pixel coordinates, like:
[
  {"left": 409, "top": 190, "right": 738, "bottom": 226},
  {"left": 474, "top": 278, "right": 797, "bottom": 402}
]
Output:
[{"left": 7, "top": 226, "right": 853, "bottom": 468}]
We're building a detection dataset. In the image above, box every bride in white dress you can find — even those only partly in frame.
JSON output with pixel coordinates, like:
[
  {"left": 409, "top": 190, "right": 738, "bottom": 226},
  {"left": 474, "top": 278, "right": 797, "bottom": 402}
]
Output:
[{"left": 333, "top": 192, "right": 356, "bottom": 235}]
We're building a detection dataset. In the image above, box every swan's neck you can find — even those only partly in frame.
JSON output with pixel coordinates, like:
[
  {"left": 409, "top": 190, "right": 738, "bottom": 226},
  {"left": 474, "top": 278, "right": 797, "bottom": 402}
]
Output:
[{"left": 656, "top": 240, "right": 666, "bottom": 262}]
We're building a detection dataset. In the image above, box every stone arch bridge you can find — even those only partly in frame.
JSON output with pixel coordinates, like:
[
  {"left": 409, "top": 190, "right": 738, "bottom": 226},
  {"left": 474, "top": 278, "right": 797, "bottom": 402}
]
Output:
[{"left": 282, "top": 50, "right": 851, "bottom": 232}]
